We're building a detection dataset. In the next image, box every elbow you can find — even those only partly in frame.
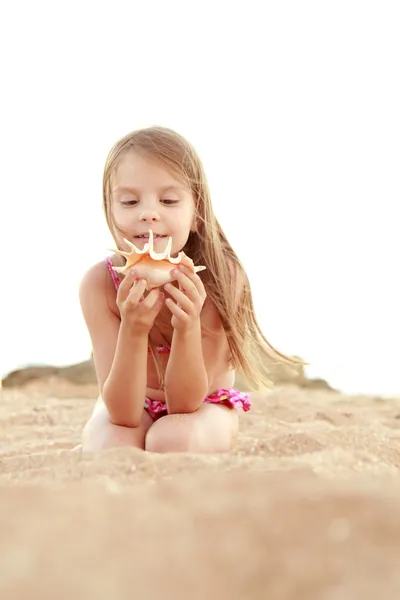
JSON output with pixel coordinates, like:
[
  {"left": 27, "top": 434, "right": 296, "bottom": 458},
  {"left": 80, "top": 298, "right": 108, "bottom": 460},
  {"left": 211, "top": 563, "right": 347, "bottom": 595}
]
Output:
[
  {"left": 166, "top": 385, "right": 209, "bottom": 415},
  {"left": 102, "top": 386, "right": 142, "bottom": 428},
  {"left": 108, "top": 411, "right": 142, "bottom": 428},
  {"left": 110, "top": 417, "right": 141, "bottom": 428},
  {"left": 164, "top": 369, "right": 210, "bottom": 414},
  {"left": 167, "top": 403, "right": 200, "bottom": 416}
]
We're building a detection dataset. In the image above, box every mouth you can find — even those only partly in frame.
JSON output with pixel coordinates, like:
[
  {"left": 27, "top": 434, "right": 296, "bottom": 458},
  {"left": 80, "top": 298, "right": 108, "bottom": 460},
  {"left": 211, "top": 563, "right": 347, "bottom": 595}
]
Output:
[{"left": 134, "top": 234, "right": 168, "bottom": 240}]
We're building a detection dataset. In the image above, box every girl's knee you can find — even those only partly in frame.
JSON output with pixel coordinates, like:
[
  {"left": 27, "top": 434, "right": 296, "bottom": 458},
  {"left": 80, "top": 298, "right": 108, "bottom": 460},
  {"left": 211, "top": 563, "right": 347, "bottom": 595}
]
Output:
[
  {"left": 81, "top": 398, "right": 151, "bottom": 452},
  {"left": 145, "top": 414, "right": 201, "bottom": 453},
  {"left": 82, "top": 419, "right": 147, "bottom": 452}
]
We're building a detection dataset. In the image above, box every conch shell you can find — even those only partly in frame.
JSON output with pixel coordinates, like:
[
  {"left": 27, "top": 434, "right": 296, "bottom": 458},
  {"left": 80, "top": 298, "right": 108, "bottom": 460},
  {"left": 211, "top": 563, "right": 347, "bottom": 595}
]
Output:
[{"left": 111, "top": 229, "right": 206, "bottom": 290}]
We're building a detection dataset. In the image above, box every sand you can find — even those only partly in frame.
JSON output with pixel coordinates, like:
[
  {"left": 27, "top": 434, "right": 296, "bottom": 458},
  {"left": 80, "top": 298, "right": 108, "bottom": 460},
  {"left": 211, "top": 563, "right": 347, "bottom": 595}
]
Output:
[{"left": 1, "top": 381, "right": 400, "bottom": 599}]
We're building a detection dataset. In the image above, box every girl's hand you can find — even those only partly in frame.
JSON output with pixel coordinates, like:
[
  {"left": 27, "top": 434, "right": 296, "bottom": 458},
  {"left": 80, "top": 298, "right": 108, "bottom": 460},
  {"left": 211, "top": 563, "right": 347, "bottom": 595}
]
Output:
[
  {"left": 116, "top": 269, "right": 164, "bottom": 335},
  {"left": 164, "top": 265, "right": 207, "bottom": 332}
]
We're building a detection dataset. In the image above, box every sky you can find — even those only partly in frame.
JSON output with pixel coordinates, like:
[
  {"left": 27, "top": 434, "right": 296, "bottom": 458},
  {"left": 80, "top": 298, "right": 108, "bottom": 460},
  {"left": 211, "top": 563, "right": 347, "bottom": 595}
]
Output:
[{"left": 0, "top": 1, "right": 399, "bottom": 396}]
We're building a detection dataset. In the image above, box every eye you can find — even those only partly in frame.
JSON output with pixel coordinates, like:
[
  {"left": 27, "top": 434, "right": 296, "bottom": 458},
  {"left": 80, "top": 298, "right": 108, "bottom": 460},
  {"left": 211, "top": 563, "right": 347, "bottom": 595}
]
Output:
[
  {"left": 121, "top": 199, "right": 138, "bottom": 206},
  {"left": 161, "top": 199, "right": 179, "bottom": 205}
]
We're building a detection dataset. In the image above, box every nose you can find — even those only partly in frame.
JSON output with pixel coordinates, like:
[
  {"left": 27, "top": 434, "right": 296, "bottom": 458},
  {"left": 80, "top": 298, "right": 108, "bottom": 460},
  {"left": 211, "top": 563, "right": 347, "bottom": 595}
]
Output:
[{"left": 139, "top": 210, "right": 160, "bottom": 222}]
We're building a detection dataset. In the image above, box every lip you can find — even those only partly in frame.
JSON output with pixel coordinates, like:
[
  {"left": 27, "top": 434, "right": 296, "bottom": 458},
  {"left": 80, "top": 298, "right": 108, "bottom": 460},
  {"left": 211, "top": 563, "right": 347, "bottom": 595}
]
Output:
[{"left": 134, "top": 234, "right": 167, "bottom": 239}]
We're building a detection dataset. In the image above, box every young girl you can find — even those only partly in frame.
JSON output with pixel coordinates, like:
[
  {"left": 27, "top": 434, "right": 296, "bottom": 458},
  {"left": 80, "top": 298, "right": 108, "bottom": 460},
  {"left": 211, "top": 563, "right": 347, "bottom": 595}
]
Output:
[{"left": 79, "top": 126, "right": 302, "bottom": 454}]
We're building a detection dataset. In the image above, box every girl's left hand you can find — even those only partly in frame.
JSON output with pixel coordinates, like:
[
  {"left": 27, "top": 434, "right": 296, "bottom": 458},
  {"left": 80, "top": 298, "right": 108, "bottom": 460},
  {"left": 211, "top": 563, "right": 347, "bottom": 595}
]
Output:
[{"left": 164, "top": 265, "right": 207, "bottom": 332}]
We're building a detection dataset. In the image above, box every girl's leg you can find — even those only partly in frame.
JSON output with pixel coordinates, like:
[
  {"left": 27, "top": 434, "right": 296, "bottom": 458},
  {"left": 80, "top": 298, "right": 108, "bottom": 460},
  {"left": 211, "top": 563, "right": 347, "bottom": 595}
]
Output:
[
  {"left": 145, "top": 403, "right": 239, "bottom": 454},
  {"left": 81, "top": 397, "right": 153, "bottom": 452}
]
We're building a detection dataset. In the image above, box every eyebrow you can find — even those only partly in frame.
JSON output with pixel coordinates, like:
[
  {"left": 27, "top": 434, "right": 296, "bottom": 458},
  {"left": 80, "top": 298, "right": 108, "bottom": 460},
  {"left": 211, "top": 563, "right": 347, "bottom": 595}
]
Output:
[{"left": 112, "top": 185, "right": 186, "bottom": 195}]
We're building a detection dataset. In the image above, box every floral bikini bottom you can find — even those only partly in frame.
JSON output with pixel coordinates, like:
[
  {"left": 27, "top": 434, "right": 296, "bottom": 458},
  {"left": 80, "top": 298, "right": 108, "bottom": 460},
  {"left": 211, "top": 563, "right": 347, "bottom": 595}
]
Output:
[{"left": 144, "top": 388, "right": 251, "bottom": 420}]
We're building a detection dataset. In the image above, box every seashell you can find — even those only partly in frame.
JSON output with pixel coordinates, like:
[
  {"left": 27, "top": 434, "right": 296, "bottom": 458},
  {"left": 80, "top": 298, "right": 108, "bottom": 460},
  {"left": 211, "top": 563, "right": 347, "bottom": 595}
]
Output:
[{"left": 111, "top": 229, "right": 206, "bottom": 290}]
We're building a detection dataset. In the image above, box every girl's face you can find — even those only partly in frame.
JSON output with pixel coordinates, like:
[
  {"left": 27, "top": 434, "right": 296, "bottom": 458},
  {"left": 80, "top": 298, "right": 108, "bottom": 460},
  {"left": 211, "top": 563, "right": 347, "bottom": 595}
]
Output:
[
  {"left": 110, "top": 150, "right": 196, "bottom": 256},
  {"left": 111, "top": 151, "right": 195, "bottom": 256}
]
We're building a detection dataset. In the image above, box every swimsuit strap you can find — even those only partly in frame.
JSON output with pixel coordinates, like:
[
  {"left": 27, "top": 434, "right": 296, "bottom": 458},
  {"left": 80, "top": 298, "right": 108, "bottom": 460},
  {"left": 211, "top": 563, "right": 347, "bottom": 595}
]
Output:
[{"left": 105, "top": 257, "right": 120, "bottom": 290}]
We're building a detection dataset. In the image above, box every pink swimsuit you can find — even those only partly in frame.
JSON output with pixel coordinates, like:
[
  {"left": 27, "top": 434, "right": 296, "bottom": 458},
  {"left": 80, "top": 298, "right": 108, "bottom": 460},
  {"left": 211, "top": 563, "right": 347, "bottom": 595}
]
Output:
[{"left": 104, "top": 257, "right": 251, "bottom": 419}]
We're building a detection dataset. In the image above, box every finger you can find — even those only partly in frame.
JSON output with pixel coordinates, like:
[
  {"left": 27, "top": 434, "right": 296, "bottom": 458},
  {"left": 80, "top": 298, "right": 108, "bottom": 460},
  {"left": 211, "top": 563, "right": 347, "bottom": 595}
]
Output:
[
  {"left": 142, "top": 287, "right": 164, "bottom": 310},
  {"left": 175, "top": 267, "right": 206, "bottom": 299},
  {"left": 116, "top": 268, "right": 139, "bottom": 302},
  {"left": 165, "top": 298, "right": 189, "bottom": 322},
  {"left": 164, "top": 283, "right": 192, "bottom": 312},
  {"left": 171, "top": 270, "right": 198, "bottom": 301},
  {"left": 126, "top": 278, "right": 147, "bottom": 305}
]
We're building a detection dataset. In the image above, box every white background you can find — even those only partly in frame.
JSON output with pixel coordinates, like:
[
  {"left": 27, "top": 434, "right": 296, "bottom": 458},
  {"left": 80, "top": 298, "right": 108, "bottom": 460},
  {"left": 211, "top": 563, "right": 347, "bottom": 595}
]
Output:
[{"left": 0, "top": 1, "right": 399, "bottom": 396}]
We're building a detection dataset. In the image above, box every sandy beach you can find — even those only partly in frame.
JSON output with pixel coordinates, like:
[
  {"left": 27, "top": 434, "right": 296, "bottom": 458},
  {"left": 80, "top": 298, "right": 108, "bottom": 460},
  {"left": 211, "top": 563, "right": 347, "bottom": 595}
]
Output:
[{"left": 1, "top": 380, "right": 400, "bottom": 599}]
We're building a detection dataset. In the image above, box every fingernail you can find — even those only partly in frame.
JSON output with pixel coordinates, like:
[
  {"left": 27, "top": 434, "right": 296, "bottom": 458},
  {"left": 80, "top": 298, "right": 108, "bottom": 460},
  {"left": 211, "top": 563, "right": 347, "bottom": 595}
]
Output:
[
  {"left": 178, "top": 264, "right": 185, "bottom": 271},
  {"left": 130, "top": 268, "right": 136, "bottom": 276},
  {"left": 172, "top": 269, "right": 179, "bottom": 275}
]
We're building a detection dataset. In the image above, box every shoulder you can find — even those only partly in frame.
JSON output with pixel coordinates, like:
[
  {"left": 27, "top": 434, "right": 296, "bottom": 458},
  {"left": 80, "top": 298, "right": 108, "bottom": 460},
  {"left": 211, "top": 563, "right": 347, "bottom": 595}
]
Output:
[
  {"left": 79, "top": 260, "right": 119, "bottom": 317},
  {"left": 78, "top": 261, "right": 123, "bottom": 392},
  {"left": 79, "top": 254, "right": 123, "bottom": 289},
  {"left": 79, "top": 260, "right": 108, "bottom": 299}
]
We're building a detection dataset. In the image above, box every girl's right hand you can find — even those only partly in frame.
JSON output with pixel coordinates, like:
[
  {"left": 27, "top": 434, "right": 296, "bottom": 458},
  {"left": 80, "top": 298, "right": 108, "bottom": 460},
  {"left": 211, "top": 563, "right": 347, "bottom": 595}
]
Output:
[{"left": 116, "top": 269, "right": 164, "bottom": 334}]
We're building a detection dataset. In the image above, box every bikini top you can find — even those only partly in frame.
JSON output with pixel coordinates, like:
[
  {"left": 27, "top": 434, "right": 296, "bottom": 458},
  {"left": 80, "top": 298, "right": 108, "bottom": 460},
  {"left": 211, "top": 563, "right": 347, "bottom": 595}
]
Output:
[{"left": 105, "top": 257, "right": 171, "bottom": 354}]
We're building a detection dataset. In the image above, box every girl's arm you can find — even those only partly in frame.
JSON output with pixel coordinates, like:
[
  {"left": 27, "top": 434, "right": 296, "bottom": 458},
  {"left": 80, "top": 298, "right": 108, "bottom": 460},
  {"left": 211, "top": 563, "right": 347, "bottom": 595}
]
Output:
[
  {"left": 102, "top": 323, "right": 148, "bottom": 426},
  {"left": 163, "top": 266, "right": 226, "bottom": 413},
  {"left": 164, "top": 322, "right": 208, "bottom": 414},
  {"left": 79, "top": 263, "right": 162, "bottom": 427}
]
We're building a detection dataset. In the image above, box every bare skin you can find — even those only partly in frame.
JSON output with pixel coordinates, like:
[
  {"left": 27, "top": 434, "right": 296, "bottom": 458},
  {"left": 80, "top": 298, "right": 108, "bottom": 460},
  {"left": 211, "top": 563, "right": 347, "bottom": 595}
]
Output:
[
  {"left": 78, "top": 259, "right": 240, "bottom": 454},
  {"left": 82, "top": 396, "right": 238, "bottom": 453},
  {"left": 78, "top": 150, "right": 243, "bottom": 454}
]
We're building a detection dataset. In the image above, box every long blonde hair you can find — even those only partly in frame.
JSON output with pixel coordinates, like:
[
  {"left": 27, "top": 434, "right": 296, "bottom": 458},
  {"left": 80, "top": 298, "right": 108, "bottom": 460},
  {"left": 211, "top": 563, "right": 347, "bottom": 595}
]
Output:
[{"left": 102, "top": 126, "right": 307, "bottom": 392}]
